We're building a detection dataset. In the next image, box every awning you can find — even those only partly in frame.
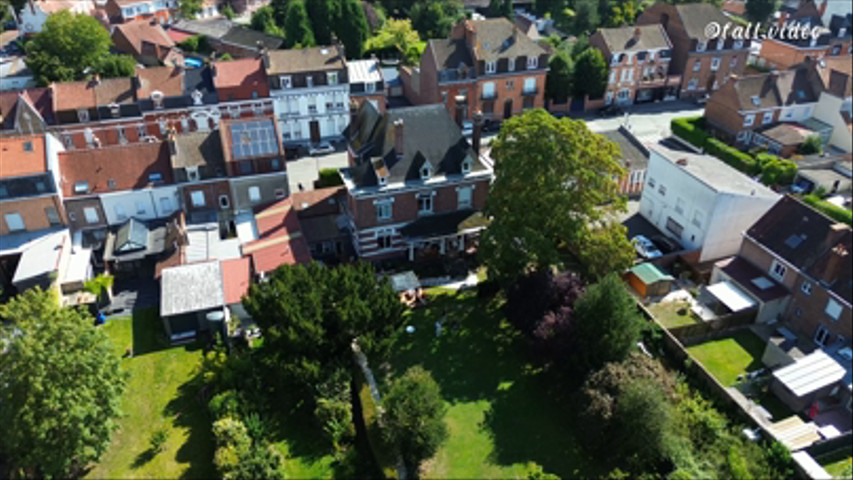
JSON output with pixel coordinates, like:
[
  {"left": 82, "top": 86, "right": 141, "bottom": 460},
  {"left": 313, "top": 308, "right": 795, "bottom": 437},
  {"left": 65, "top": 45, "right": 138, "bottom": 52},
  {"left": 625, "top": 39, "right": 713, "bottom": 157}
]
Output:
[
  {"left": 707, "top": 281, "right": 756, "bottom": 312},
  {"left": 773, "top": 350, "right": 846, "bottom": 398}
]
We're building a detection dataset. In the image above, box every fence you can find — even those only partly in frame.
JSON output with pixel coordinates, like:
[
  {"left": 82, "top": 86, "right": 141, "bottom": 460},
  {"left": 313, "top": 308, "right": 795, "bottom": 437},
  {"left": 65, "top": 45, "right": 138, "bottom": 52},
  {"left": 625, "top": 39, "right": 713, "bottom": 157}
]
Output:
[
  {"left": 806, "top": 431, "right": 853, "bottom": 459},
  {"left": 670, "top": 308, "right": 758, "bottom": 345}
]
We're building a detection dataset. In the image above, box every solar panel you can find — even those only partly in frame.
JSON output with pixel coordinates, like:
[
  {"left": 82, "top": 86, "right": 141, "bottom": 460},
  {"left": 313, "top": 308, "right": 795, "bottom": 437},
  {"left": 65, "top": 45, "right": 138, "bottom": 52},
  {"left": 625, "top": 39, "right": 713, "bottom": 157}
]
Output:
[{"left": 229, "top": 120, "right": 278, "bottom": 159}]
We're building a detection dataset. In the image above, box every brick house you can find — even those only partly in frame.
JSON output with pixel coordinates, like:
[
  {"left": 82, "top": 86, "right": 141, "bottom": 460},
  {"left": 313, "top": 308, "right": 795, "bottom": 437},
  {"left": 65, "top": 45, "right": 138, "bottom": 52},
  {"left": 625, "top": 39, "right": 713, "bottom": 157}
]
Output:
[
  {"left": 111, "top": 19, "right": 181, "bottom": 67},
  {"left": 637, "top": 2, "right": 751, "bottom": 98},
  {"left": 166, "top": 129, "right": 233, "bottom": 226},
  {"left": 212, "top": 57, "right": 270, "bottom": 102},
  {"left": 348, "top": 58, "right": 386, "bottom": 114},
  {"left": 758, "top": 0, "right": 843, "bottom": 70},
  {"left": 712, "top": 196, "right": 851, "bottom": 348},
  {"left": 705, "top": 64, "right": 825, "bottom": 153},
  {"left": 340, "top": 102, "right": 493, "bottom": 261},
  {"left": 104, "top": 0, "right": 177, "bottom": 24},
  {"left": 590, "top": 24, "right": 680, "bottom": 105},
  {"left": 400, "top": 18, "right": 549, "bottom": 122},
  {"left": 811, "top": 56, "right": 853, "bottom": 153}
]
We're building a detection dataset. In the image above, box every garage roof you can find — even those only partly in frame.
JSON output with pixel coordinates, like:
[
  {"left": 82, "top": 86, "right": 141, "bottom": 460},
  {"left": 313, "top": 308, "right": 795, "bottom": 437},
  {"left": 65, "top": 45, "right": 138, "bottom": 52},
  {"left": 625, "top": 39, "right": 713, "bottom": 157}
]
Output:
[{"left": 773, "top": 350, "right": 846, "bottom": 398}]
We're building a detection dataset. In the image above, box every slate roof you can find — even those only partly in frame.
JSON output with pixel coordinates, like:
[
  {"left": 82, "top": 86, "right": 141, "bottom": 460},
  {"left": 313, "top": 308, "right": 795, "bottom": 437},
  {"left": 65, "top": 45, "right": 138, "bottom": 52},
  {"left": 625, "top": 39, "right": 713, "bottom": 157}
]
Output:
[
  {"left": 596, "top": 24, "right": 671, "bottom": 53},
  {"left": 727, "top": 67, "right": 820, "bottom": 110},
  {"left": 746, "top": 195, "right": 852, "bottom": 303},
  {"left": 266, "top": 45, "right": 346, "bottom": 75},
  {"left": 344, "top": 102, "right": 485, "bottom": 188},
  {"left": 59, "top": 142, "right": 173, "bottom": 196},
  {"left": 221, "top": 26, "right": 283, "bottom": 50},
  {"left": 674, "top": 3, "right": 735, "bottom": 41},
  {"left": 184, "top": 66, "right": 216, "bottom": 96},
  {"left": 170, "top": 130, "right": 225, "bottom": 173},
  {"left": 715, "top": 256, "right": 790, "bottom": 303},
  {"left": 170, "top": 18, "right": 233, "bottom": 39},
  {"left": 0, "top": 88, "right": 54, "bottom": 130},
  {"left": 468, "top": 18, "right": 547, "bottom": 62},
  {"left": 428, "top": 38, "right": 474, "bottom": 69},
  {"left": 600, "top": 128, "right": 649, "bottom": 170}
]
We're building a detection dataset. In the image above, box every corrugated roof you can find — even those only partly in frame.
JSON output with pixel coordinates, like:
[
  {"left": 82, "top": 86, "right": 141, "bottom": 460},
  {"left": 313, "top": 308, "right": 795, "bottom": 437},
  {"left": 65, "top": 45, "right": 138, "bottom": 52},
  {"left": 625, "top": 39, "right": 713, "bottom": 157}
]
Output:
[
  {"left": 347, "top": 59, "right": 383, "bottom": 84},
  {"left": 160, "top": 260, "right": 224, "bottom": 316},
  {"left": 773, "top": 350, "right": 845, "bottom": 397}
]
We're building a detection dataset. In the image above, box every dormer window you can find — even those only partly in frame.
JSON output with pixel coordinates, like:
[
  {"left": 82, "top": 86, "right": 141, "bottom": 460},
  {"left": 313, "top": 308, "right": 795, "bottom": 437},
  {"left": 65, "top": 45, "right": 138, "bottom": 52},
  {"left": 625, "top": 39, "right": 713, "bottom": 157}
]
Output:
[
  {"left": 148, "top": 172, "right": 163, "bottom": 183},
  {"left": 461, "top": 157, "right": 472, "bottom": 174},
  {"left": 191, "top": 89, "right": 203, "bottom": 106},
  {"left": 378, "top": 175, "right": 388, "bottom": 186},
  {"left": 611, "top": 53, "right": 620, "bottom": 65},
  {"left": 280, "top": 75, "right": 292, "bottom": 89},
  {"left": 327, "top": 72, "right": 338, "bottom": 85},
  {"left": 420, "top": 164, "right": 431, "bottom": 180},
  {"left": 733, "top": 39, "right": 744, "bottom": 49},
  {"left": 508, "top": 58, "right": 515, "bottom": 71},
  {"left": 716, "top": 38, "right": 724, "bottom": 50},
  {"left": 840, "top": 28, "right": 847, "bottom": 38},
  {"left": 152, "top": 90, "right": 164, "bottom": 108},
  {"left": 23, "top": 141, "right": 33, "bottom": 152},
  {"left": 485, "top": 61, "right": 496, "bottom": 74},
  {"left": 109, "top": 103, "right": 120, "bottom": 117},
  {"left": 696, "top": 41, "right": 707, "bottom": 52},
  {"left": 527, "top": 56, "right": 538, "bottom": 69},
  {"left": 77, "top": 109, "right": 89, "bottom": 122},
  {"left": 74, "top": 181, "right": 89, "bottom": 194},
  {"left": 751, "top": 95, "right": 760, "bottom": 106}
]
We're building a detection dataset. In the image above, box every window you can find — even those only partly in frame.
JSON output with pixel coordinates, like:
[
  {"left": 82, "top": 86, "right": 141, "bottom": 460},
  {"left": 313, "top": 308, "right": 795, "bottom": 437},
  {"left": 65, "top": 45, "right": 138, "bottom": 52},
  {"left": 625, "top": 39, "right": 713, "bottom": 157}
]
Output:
[
  {"left": 507, "top": 57, "right": 515, "bottom": 71},
  {"left": 417, "top": 193, "right": 433, "bottom": 215},
  {"left": 420, "top": 164, "right": 430, "bottom": 180},
  {"left": 461, "top": 157, "right": 472, "bottom": 174},
  {"left": 485, "top": 61, "right": 496, "bottom": 74},
  {"left": 815, "top": 324, "right": 830, "bottom": 346},
  {"left": 135, "top": 201, "right": 146, "bottom": 215},
  {"left": 658, "top": 184, "right": 666, "bottom": 196},
  {"left": 63, "top": 134, "right": 74, "bottom": 149},
  {"left": 506, "top": 80, "right": 515, "bottom": 90},
  {"left": 137, "top": 124, "right": 147, "bottom": 139},
  {"left": 159, "top": 118, "right": 167, "bottom": 134},
  {"left": 306, "top": 75, "right": 314, "bottom": 88},
  {"left": 801, "top": 281, "right": 813, "bottom": 296},
  {"left": 114, "top": 204, "right": 127, "bottom": 221},
  {"left": 74, "top": 181, "right": 89, "bottom": 194},
  {"left": 377, "top": 229, "right": 393, "bottom": 249},
  {"left": 751, "top": 95, "right": 760, "bottom": 106},
  {"left": 693, "top": 60, "right": 702, "bottom": 72},
  {"left": 148, "top": 172, "right": 163, "bottom": 183},
  {"left": 696, "top": 41, "right": 706, "bottom": 52},
  {"left": 769, "top": 259, "right": 787, "bottom": 281},
  {"left": 23, "top": 141, "right": 33, "bottom": 152},
  {"left": 457, "top": 186, "right": 472, "bottom": 209},
  {"left": 620, "top": 69, "right": 633, "bottom": 83},
  {"left": 248, "top": 186, "right": 261, "bottom": 203},
  {"left": 743, "top": 114, "right": 755, "bottom": 127},
  {"left": 687, "top": 78, "right": 698, "bottom": 91},
  {"left": 4, "top": 213, "right": 25, "bottom": 232},
  {"left": 609, "top": 70, "right": 616, "bottom": 84},
  {"left": 523, "top": 77, "right": 536, "bottom": 93},
  {"left": 730, "top": 56, "right": 738, "bottom": 68},
  {"left": 45, "top": 207, "right": 60, "bottom": 226},
  {"left": 274, "top": 188, "right": 286, "bottom": 199},
  {"left": 280, "top": 75, "right": 292, "bottom": 89},
  {"left": 762, "top": 112, "right": 773, "bottom": 124},
  {"left": 716, "top": 38, "right": 724, "bottom": 50},
  {"left": 647, "top": 177, "right": 656, "bottom": 188},
  {"left": 611, "top": 53, "right": 620, "bottom": 65},
  {"left": 482, "top": 82, "right": 496, "bottom": 99},
  {"left": 733, "top": 39, "right": 744, "bottom": 49},
  {"left": 219, "top": 195, "right": 230, "bottom": 209},
  {"left": 618, "top": 88, "right": 630, "bottom": 101},
  {"left": 160, "top": 197, "right": 173, "bottom": 213},
  {"left": 675, "top": 197, "right": 686, "bottom": 215},
  {"left": 191, "top": 190, "right": 206, "bottom": 207},
  {"left": 375, "top": 201, "right": 392, "bottom": 221},
  {"left": 826, "top": 298, "right": 843, "bottom": 321},
  {"left": 527, "top": 56, "right": 538, "bottom": 69},
  {"left": 109, "top": 103, "right": 120, "bottom": 117},
  {"left": 271, "top": 158, "right": 281, "bottom": 170},
  {"left": 327, "top": 72, "right": 338, "bottom": 85},
  {"left": 711, "top": 57, "right": 721, "bottom": 71},
  {"left": 77, "top": 109, "right": 89, "bottom": 122},
  {"left": 84, "top": 207, "right": 99, "bottom": 224},
  {"left": 307, "top": 98, "right": 317, "bottom": 114},
  {"left": 117, "top": 127, "right": 127, "bottom": 144},
  {"left": 366, "top": 82, "right": 376, "bottom": 93},
  {"left": 181, "top": 116, "right": 189, "bottom": 131}
]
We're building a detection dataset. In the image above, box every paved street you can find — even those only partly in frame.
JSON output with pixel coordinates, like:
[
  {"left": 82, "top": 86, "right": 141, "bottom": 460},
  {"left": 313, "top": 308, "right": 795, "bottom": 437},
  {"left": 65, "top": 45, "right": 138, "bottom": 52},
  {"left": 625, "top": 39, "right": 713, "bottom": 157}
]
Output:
[{"left": 583, "top": 100, "right": 705, "bottom": 143}]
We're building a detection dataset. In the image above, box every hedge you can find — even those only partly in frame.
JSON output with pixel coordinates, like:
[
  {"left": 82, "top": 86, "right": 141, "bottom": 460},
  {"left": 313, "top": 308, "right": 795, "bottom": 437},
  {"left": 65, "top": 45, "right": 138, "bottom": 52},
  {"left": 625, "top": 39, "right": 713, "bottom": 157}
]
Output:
[
  {"left": 759, "top": 155, "right": 797, "bottom": 186},
  {"left": 802, "top": 195, "right": 853, "bottom": 225},
  {"left": 704, "top": 138, "right": 760, "bottom": 175},
  {"left": 671, "top": 116, "right": 710, "bottom": 149},
  {"left": 316, "top": 168, "right": 344, "bottom": 188}
]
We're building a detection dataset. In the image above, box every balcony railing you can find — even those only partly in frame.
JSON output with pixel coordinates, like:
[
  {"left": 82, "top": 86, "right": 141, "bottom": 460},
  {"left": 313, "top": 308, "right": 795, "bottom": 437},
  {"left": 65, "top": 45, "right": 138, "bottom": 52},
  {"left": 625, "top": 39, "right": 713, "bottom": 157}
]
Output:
[
  {"left": 481, "top": 92, "right": 496, "bottom": 100},
  {"left": 522, "top": 88, "right": 538, "bottom": 96}
]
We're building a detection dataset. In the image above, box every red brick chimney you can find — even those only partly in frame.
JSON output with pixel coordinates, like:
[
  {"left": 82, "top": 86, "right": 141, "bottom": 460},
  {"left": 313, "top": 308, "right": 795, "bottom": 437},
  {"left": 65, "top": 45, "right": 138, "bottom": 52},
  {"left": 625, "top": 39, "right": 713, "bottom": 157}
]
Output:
[
  {"left": 472, "top": 111, "right": 484, "bottom": 155},
  {"left": 393, "top": 118, "right": 404, "bottom": 158},
  {"left": 821, "top": 242, "right": 849, "bottom": 284}
]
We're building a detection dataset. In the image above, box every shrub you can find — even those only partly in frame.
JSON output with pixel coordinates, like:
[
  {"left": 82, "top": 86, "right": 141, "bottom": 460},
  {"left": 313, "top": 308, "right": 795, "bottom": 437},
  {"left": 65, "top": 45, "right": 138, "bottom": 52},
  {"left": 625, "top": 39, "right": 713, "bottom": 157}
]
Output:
[
  {"left": 149, "top": 429, "right": 168, "bottom": 454},
  {"left": 802, "top": 194, "right": 853, "bottom": 225},
  {"left": 209, "top": 390, "right": 246, "bottom": 420},
  {"left": 704, "top": 139, "right": 760, "bottom": 175},
  {"left": 760, "top": 157, "right": 797, "bottom": 186},
  {"left": 799, "top": 134, "right": 823, "bottom": 155},
  {"left": 219, "top": 53, "right": 233, "bottom": 61},
  {"left": 316, "top": 168, "right": 343, "bottom": 188},
  {"left": 671, "top": 117, "right": 710, "bottom": 149},
  {"left": 177, "top": 36, "right": 200, "bottom": 52}
]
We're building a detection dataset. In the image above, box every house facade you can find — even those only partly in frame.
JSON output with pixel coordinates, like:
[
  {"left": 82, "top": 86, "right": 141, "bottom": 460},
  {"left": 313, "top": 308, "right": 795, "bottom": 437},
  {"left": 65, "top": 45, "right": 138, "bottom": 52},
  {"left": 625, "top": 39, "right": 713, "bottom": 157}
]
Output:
[
  {"left": 638, "top": 147, "right": 779, "bottom": 263},
  {"left": 401, "top": 18, "right": 549, "bottom": 122},
  {"left": 16, "top": 0, "right": 97, "bottom": 35},
  {"left": 264, "top": 46, "right": 350, "bottom": 146},
  {"left": 637, "top": 2, "right": 750, "bottom": 98},
  {"left": 104, "top": 0, "right": 177, "bottom": 24},
  {"left": 811, "top": 56, "right": 853, "bottom": 152},
  {"left": 348, "top": 58, "right": 386, "bottom": 114},
  {"left": 758, "top": 0, "right": 850, "bottom": 69},
  {"left": 590, "top": 24, "right": 680, "bottom": 105},
  {"left": 341, "top": 103, "right": 493, "bottom": 261}
]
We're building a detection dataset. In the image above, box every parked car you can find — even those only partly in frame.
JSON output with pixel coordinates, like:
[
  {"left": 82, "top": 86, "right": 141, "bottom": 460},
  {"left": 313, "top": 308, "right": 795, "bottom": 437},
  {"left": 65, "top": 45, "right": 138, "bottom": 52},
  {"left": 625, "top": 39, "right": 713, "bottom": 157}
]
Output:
[
  {"left": 632, "top": 235, "right": 663, "bottom": 259},
  {"left": 597, "top": 104, "right": 624, "bottom": 117},
  {"left": 309, "top": 142, "right": 335, "bottom": 156},
  {"left": 650, "top": 235, "right": 681, "bottom": 254}
]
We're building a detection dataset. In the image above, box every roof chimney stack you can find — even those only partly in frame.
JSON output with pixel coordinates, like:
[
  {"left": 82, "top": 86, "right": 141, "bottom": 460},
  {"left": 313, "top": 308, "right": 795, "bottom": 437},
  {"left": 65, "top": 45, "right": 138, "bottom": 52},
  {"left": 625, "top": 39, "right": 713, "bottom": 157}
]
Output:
[
  {"left": 472, "top": 111, "right": 484, "bottom": 156},
  {"left": 676, "top": 158, "right": 688, "bottom": 166},
  {"left": 454, "top": 95, "right": 466, "bottom": 127},
  {"left": 821, "top": 242, "right": 849, "bottom": 285},
  {"left": 393, "top": 118, "right": 404, "bottom": 158}
]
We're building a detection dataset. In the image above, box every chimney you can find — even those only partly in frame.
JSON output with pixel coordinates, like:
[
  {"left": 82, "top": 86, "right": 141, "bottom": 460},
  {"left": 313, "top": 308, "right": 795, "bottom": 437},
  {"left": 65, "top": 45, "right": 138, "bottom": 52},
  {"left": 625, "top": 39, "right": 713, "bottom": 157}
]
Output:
[
  {"left": 818, "top": 0, "right": 828, "bottom": 18},
  {"left": 259, "top": 47, "right": 270, "bottom": 69},
  {"left": 167, "top": 126, "right": 178, "bottom": 155},
  {"left": 454, "top": 95, "right": 466, "bottom": 127},
  {"left": 821, "top": 242, "right": 849, "bottom": 284},
  {"left": 676, "top": 158, "right": 688, "bottom": 166},
  {"left": 92, "top": 73, "right": 101, "bottom": 85},
  {"left": 465, "top": 20, "right": 477, "bottom": 54},
  {"left": 472, "top": 111, "right": 484, "bottom": 155},
  {"left": 633, "top": 27, "right": 642, "bottom": 41},
  {"left": 393, "top": 118, "right": 404, "bottom": 158}
]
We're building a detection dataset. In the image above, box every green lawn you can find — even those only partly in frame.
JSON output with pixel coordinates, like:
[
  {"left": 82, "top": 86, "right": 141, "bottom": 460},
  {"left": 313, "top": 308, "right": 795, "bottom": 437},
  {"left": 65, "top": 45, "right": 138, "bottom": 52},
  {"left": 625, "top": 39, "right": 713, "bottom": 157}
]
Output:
[
  {"left": 686, "top": 330, "right": 766, "bottom": 386},
  {"left": 818, "top": 448, "right": 853, "bottom": 479},
  {"left": 648, "top": 301, "right": 697, "bottom": 329},
  {"left": 88, "top": 309, "right": 214, "bottom": 479},
  {"left": 384, "top": 289, "right": 595, "bottom": 479}
]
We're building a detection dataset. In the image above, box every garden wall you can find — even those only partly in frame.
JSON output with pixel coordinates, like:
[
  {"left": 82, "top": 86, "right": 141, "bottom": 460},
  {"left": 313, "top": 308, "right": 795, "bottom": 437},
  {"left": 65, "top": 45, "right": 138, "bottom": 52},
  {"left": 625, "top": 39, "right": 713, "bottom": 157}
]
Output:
[
  {"left": 806, "top": 431, "right": 853, "bottom": 459},
  {"left": 671, "top": 309, "right": 758, "bottom": 345}
]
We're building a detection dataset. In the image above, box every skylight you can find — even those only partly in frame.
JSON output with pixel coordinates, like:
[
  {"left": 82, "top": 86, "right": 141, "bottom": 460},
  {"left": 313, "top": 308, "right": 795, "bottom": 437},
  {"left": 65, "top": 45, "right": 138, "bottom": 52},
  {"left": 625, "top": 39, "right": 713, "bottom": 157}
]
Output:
[
  {"left": 230, "top": 120, "right": 278, "bottom": 160},
  {"left": 751, "top": 276, "right": 774, "bottom": 290},
  {"left": 751, "top": 95, "right": 760, "bottom": 106},
  {"left": 784, "top": 234, "right": 806, "bottom": 249}
]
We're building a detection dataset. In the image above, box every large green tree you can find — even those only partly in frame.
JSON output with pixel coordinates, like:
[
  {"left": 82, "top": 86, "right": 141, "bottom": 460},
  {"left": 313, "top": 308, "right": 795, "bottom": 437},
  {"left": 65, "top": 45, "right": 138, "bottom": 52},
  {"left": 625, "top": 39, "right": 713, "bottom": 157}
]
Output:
[
  {"left": 545, "top": 52, "right": 572, "bottom": 104},
  {"left": 242, "top": 262, "right": 404, "bottom": 390},
  {"left": 306, "top": 0, "right": 339, "bottom": 45},
  {"left": 480, "top": 109, "right": 629, "bottom": 284},
  {"left": 364, "top": 18, "right": 424, "bottom": 65},
  {"left": 745, "top": 0, "right": 779, "bottom": 23},
  {"left": 334, "top": 0, "right": 369, "bottom": 58},
  {"left": 571, "top": 47, "right": 608, "bottom": 99},
  {"left": 0, "top": 288, "right": 126, "bottom": 477},
  {"left": 572, "top": 273, "right": 643, "bottom": 371},
  {"left": 283, "top": 0, "right": 316, "bottom": 48},
  {"left": 250, "top": 5, "right": 285, "bottom": 37},
  {"left": 571, "top": 0, "right": 600, "bottom": 34},
  {"left": 410, "top": 0, "right": 464, "bottom": 40},
  {"left": 382, "top": 366, "right": 448, "bottom": 478},
  {"left": 178, "top": 0, "right": 203, "bottom": 19},
  {"left": 24, "top": 11, "right": 113, "bottom": 85}
]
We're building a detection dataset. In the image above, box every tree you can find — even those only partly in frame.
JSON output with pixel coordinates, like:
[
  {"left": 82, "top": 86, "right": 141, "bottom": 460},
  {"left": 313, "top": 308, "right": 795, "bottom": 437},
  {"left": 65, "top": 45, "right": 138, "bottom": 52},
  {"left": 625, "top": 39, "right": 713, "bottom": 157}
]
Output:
[
  {"left": 571, "top": 0, "right": 599, "bottom": 34},
  {"left": 0, "top": 288, "right": 126, "bottom": 477},
  {"left": 382, "top": 366, "right": 448, "bottom": 478},
  {"left": 24, "top": 11, "right": 112, "bottom": 85},
  {"left": 222, "top": 4, "right": 236, "bottom": 20},
  {"left": 572, "top": 273, "right": 643, "bottom": 370},
  {"left": 612, "top": 379, "right": 671, "bottom": 468},
  {"left": 745, "top": 0, "right": 779, "bottom": 24},
  {"left": 243, "top": 262, "right": 404, "bottom": 391},
  {"left": 571, "top": 47, "right": 608, "bottom": 98},
  {"left": 96, "top": 54, "right": 137, "bottom": 79},
  {"left": 799, "top": 134, "right": 823, "bottom": 155},
  {"left": 270, "top": 0, "right": 290, "bottom": 25},
  {"left": 489, "top": 0, "right": 513, "bottom": 18},
  {"left": 605, "top": 0, "right": 637, "bottom": 27},
  {"left": 178, "top": 0, "right": 203, "bottom": 19},
  {"left": 334, "top": 0, "right": 369, "bottom": 58},
  {"left": 545, "top": 52, "right": 572, "bottom": 104},
  {"left": 284, "top": 0, "right": 316, "bottom": 48},
  {"left": 576, "top": 222, "right": 635, "bottom": 280},
  {"left": 364, "top": 18, "right": 424, "bottom": 64},
  {"left": 480, "top": 110, "right": 627, "bottom": 284},
  {"left": 306, "top": 0, "right": 339, "bottom": 45},
  {"left": 250, "top": 6, "right": 285, "bottom": 37},
  {"left": 411, "top": 0, "right": 464, "bottom": 40},
  {"left": 212, "top": 417, "right": 284, "bottom": 480}
]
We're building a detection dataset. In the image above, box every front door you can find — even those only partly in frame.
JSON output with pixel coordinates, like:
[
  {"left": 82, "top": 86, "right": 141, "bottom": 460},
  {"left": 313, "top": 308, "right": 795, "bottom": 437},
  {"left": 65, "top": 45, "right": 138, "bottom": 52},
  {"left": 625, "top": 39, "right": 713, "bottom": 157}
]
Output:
[
  {"left": 309, "top": 120, "right": 321, "bottom": 144},
  {"left": 503, "top": 99, "right": 512, "bottom": 119}
]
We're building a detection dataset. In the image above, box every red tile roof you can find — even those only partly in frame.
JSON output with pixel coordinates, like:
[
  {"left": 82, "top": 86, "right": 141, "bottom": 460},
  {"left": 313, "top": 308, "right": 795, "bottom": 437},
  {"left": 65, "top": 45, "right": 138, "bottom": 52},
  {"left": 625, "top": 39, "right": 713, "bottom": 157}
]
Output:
[
  {"left": 291, "top": 186, "right": 344, "bottom": 217},
  {"left": 0, "top": 135, "right": 47, "bottom": 177},
  {"left": 221, "top": 257, "right": 251, "bottom": 304},
  {"left": 135, "top": 65, "right": 184, "bottom": 98},
  {"left": 0, "top": 88, "right": 54, "bottom": 129},
  {"left": 52, "top": 77, "right": 136, "bottom": 111},
  {"left": 59, "top": 142, "right": 173, "bottom": 196},
  {"left": 113, "top": 19, "right": 174, "bottom": 57},
  {"left": 242, "top": 198, "right": 312, "bottom": 274},
  {"left": 212, "top": 57, "right": 269, "bottom": 96},
  {"left": 166, "top": 29, "right": 194, "bottom": 43}
]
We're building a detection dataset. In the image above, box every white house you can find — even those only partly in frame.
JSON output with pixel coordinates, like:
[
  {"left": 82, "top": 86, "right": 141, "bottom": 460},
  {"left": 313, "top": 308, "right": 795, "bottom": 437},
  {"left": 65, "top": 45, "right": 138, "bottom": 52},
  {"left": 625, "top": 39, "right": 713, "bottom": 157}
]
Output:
[
  {"left": 812, "top": 61, "right": 852, "bottom": 153},
  {"left": 16, "top": 0, "right": 97, "bottom": 35},
  {"left": 265, "top": 46, "right": 350, "bottom": 146},
  {"left": 638, "top": 147, "right": 780, "bottom": 262},
  {"left": 0, "top": 56, "right": 35, "bottom": 92},
  {"left": 98, "top": 185, "right": 181, "bottom": 226}
]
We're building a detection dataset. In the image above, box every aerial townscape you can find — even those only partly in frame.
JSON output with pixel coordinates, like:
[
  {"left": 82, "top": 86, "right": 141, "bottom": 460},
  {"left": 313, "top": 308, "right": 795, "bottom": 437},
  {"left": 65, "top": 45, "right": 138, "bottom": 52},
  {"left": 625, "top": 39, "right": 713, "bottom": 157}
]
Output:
[{"left": 1, "top": 0, "right": 852, "bottom": 478}]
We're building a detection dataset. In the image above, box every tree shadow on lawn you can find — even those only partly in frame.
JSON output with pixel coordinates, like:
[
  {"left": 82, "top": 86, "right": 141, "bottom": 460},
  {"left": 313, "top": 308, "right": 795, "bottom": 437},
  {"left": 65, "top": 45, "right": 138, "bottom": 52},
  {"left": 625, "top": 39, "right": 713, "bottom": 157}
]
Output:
[
  {"left": 387, "top": 291, "right": 523, "bottom": 402},
  {"left": 163, "top": 379, "right": 216, "bottom": 479},
  {"left": 481, "top": 370, "right": 598, "bottom": 479},
  {"left": 731, "top": 330, "right": 767, "bottom": 372},
  {"left": 131, "top": 308, "right": 203, "bottom": 356},
  {"left": 266, "top": 396, "right": 336, "bottom": 464}
]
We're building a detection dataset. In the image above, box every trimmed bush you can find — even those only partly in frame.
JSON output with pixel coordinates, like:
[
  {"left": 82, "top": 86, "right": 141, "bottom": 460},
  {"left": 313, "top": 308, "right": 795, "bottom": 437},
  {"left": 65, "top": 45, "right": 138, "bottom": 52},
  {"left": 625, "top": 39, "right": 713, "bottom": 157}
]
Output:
[
  {"left": 671, "top": 117, "right": 710, "bottom": 149},
  {"left": 802, "top": 195, "right": 853, "bottom": 225},
  {"left": 760, "top": 157, "right": 797, "bottom": 186},
  {"left": 316, "top": 168, "right": 343, "bottom": 188},
  {"left": 705, "top": 138, "right": 760, "bottom": 175}
]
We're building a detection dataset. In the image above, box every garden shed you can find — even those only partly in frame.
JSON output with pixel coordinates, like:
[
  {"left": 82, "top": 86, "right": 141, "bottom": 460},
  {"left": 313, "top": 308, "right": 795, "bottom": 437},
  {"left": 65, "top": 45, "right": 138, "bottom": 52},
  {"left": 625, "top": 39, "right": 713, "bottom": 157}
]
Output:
[
  {"left": 770, "top": 350, "right": 846, "bottom": 413},
  {"left": 625, "top": 263, "right": 674, "bottom": 297}
]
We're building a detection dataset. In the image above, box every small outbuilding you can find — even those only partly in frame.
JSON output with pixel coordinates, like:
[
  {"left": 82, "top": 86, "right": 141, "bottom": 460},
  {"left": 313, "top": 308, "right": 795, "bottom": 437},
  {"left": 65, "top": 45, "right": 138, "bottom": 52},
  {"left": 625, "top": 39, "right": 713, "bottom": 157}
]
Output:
[
  {"left": 624, "top": 263, "right": 674, "bottom": 297},
  {"left": 770, "top": 350, "right": 846, "bottom": 413}
]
